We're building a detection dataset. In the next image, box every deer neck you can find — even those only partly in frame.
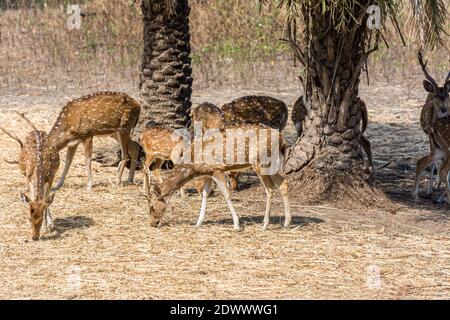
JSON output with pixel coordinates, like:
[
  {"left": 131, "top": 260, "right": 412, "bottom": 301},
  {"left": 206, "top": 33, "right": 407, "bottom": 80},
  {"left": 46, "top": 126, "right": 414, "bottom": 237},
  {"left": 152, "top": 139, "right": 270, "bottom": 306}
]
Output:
[
  {"left": 159, "top": 167, "right": 195, "bottom": 199},
  {"left": 47, "top": 125, "right": 69, "bottom": 151},
  {"left": 31, "top": 131, "right": 46, "bottom": 200}
]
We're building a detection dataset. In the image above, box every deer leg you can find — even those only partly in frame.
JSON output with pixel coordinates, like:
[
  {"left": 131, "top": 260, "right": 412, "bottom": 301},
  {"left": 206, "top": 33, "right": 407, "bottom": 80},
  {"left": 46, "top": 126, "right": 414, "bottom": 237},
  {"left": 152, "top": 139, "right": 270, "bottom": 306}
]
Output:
[
  {"left": 258, "top": 175, "right": 273, "bottom": 230},
  {"left": 195, "top": 178, "right": 212, "bottom": 228},
  {"left": 116, "top": 132, "right": 129, "bottom": 185},
  {"left": 360, "top": 135, "right": 373, "bottom": 176},
  {"left": 278, "top": 178, "right": 292, "bottom": 228},
  {"left": 53, "top": 143, "right": 79, "bottom": 190},
  {"left": 84, "top": 137, "right": 93, "bottom": 191},
  {"left": 438, "top": 157, "right": 450, "bottom": 204},
  {"left": 41, "top": 207, "right": 54, "bottom": 233},
  {"left": 412, "top": 154, "right": 434, "bottom": 201},
  {"left": 142, "top": 158, "right": 153, "bottom": 194},
  {"left": 127, "top": 138, "right": 138, "bottom": 183},
  {"left": 152, "top": 159, "right": 164, "bottom": 184},
  {"left": 228, "top": 172, "right": 239, "bottom": 191},
  {"left": 212, "top": 172, "right": 240, "bottom": 230}
]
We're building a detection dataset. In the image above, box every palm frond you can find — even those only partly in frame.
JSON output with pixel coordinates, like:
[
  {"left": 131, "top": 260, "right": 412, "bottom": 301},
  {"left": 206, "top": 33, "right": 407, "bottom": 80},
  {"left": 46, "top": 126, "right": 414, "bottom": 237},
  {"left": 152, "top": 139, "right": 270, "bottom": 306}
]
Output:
[{"left": 261, "top": 0, "right": 447, "bottom": 48}]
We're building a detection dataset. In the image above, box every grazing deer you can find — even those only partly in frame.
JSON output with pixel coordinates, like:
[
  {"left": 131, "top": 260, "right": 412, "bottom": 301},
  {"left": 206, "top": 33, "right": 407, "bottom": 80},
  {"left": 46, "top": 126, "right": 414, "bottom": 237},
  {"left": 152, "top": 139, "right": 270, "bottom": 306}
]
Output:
[
  {"left": 147, "top": 125, "right": 291, "bottom": 230},
  {"left": 222, "top": 95, "right": 288, "bottom": 130},
  {"left": 191, "top": 102, "right": 225, "bottom": 130},
  {"left": 189, "top": 102, "right": 226, "bottom": 195},
  {"left": 49, "top": 92, "right": 140, "bottom": 191},
  {"left": 221, "top": 96, "right": 288, "bottom": 190},
  {"left": 413, "top": 51, "right": 450, "bottom": 201},
  {"left": 140, "top": 125, "right": 187, "bottom": 194},
  {"left": 0, "top": 113, "right": 60, "bottom": 240},
  {"left": 292, "top": 96, "right": 308, "bottom": 137}
]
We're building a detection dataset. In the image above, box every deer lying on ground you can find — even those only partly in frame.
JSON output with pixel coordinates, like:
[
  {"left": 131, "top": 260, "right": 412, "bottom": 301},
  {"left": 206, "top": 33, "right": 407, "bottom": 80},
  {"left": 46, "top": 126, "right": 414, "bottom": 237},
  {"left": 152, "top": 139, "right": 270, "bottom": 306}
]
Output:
[
  {"left": 412, "top": 51, "right": 450, "bottom": 201},
  {"left": 0, "top": 113, "right": 60, "bottom": 240},
  {"left": 49, "top": 92, "right": 140, "bottom": 191},
  {"left": 292, "top": 95, "right": 373, "bottom": 174},
  {"left": 147, "top": 124, "right": 291, "bottom": 230},
  {"left": 221, "top": 96, "right": 289, "bottom": 190}
]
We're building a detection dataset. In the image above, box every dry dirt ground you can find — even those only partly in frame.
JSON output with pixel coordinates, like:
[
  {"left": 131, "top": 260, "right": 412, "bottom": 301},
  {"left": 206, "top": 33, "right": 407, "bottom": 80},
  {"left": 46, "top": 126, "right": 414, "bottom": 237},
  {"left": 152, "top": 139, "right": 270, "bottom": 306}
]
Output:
[{"left": 0, "top": 81, "right": 448, "bottom": 299}]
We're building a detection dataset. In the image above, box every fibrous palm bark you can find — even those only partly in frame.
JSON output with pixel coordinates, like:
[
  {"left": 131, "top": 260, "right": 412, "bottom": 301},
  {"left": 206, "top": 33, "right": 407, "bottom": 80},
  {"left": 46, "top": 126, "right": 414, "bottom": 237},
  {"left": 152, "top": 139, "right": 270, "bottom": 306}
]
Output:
[
  {"left": 281, "top": 2, "right": 384, "bottom": 205},
  {"left": 137, "top": 0, "right": 192, "bottom": 137}
]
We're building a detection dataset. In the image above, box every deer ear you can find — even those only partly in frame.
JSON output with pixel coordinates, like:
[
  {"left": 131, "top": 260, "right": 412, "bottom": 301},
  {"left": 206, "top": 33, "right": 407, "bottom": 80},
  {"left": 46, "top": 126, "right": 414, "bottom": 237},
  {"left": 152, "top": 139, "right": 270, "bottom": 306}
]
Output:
[
  {"left": 424, "top": 80, "right": 435, "bottom": 93},
  {"left": 45, "top": 192, "right": 56, "bottom": 206},
  {"left": 19, "top": 192, "right": 31, "bottom": 205}
]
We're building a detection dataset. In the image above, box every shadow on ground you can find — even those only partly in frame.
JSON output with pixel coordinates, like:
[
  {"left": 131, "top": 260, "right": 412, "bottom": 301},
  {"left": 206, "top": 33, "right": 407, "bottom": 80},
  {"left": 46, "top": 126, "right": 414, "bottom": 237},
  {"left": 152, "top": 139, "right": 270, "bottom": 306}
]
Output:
[{"left": 41, "top": 216, "right": 94, "bottom": 240}]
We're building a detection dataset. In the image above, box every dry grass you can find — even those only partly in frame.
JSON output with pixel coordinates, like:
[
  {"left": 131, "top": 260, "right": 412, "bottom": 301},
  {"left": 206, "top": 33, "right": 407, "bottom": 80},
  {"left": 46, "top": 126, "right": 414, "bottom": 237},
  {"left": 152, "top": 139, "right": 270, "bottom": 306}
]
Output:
[
  {"left": 0, "top": 84, "right": 449, "bottom": 299},
  {"left": 1, "top": 0, "right": 449, "bottom": 94}
]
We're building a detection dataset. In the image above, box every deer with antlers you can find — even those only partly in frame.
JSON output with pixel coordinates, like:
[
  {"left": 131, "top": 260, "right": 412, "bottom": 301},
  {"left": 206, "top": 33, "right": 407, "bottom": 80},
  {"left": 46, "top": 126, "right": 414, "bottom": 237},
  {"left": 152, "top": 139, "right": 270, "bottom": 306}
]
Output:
[
  {"left": 0, "top": 112, "right": 60, "bottom": 240},
  {"left": 412, "top": 50, "right": 450, "bottom": 201},
  {"left": 49, "top": 92, "right": 140, "bottom": 191},
  {"left": 147, "top": 124, "right": 291, "bottom": 230}
]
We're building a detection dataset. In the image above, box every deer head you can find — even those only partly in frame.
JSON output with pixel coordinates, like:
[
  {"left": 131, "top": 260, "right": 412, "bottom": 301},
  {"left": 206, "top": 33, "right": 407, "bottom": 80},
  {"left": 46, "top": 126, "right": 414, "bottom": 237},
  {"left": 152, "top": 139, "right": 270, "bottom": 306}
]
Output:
[
  {"left": 147, "top": 184, "right": 167, "bottom": 228},
  {"left": 418, "top": 50, "right": 450, "bottom": 118},
  {"left": 15, "top": 112, "right": 57, "bottom": 240},
  {"left": 20, "top": 192, "right": 55, "bottom": 240}
]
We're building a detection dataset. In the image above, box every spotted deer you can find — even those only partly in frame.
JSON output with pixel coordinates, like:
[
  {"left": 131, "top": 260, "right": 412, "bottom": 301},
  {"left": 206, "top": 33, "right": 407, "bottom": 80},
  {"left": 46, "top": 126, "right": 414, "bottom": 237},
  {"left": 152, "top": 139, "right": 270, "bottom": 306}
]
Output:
[
  {"left": 49, "top": 92, "right": 140, "bottom": 191},
  {"left": 421, "top": 118, "right": 450, "bottom": 203},
  {"left": 147, "top": 124, "right": 291, "bottom": 230},
  {"left": 189, "top": 102, "right": 226, "bottom": 195},
  {"left": 140, "top": 125, "right": 188, "bottom": 195},
  {"left": 292, "top": 95, "right": 373, "bottom": 174},
  {"left": 221, "top": 96, "right": 289, "bottom": 190},
  {"left": 0, "top": 112, "right": 60, "bottom": 240},
  {"left": 412, "top": 51, "right": 450, "bottom": 201},
  {"left": 140, "top": 106, "right": 223, "bottom": 198}
]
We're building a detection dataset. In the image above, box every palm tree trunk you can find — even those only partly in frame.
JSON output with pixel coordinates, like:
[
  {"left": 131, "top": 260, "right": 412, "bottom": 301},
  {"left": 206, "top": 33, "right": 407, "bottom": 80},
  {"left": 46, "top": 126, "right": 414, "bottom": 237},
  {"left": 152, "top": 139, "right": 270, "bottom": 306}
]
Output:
[
  {"left": 285, "top": 7, "right": 383, "bottom": 206},
  {"left": 137, "top": 0, "right": 192, "bottom": 137}
]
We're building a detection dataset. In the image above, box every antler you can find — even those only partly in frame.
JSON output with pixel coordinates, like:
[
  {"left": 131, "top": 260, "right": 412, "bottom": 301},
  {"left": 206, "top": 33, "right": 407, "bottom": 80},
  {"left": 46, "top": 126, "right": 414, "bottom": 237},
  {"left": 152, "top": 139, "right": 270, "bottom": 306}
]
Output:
[
  {"left": 418, "top": 49, "right": 438, "bottom": 87},
  {"left": 0, "top": 125, "right": 23, "bottom": 149},
  {"left": 445, "top": 71, "right": 450, "bottom": 84},
  {"left": 14, "top": 111, "right": 39, "bottom": 133}
]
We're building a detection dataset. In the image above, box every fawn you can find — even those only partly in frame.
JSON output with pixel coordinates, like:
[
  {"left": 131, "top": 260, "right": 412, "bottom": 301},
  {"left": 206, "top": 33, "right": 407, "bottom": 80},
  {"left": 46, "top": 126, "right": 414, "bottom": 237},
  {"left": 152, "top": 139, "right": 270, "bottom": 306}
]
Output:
[
  {"left": 0, "top": 112, "right": 60, "bottom": 240},
  {"left": 147, "top": 124, "right": 291, "bottom": 230},
  {"left": 221, "top": 96, "right": 289, "bottom": 190},
  {"left": 412, "top": 50, "right": 450, "bottom": 201},
  {"left": 49, "top": 92, "right": 140, "bottom": 191}
]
